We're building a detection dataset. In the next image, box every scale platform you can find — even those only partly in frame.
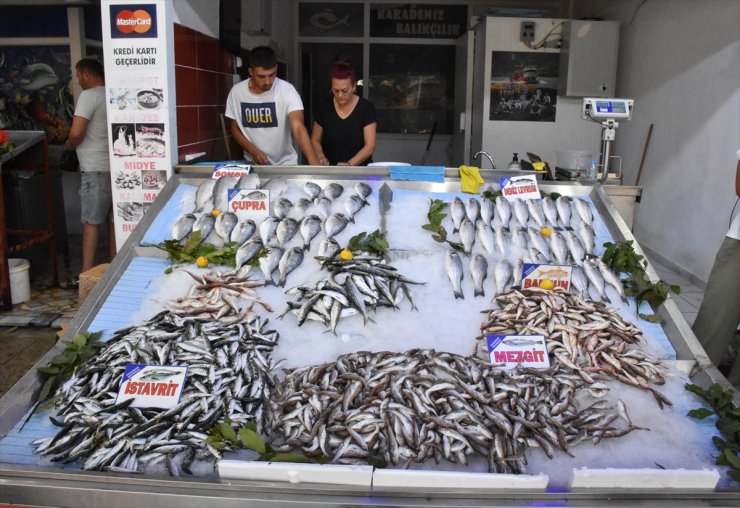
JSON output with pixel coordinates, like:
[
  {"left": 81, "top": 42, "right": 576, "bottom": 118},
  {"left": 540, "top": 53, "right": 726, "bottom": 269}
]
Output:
[{"left": 555, "top": 166, "right": 585, "bottom": 180}]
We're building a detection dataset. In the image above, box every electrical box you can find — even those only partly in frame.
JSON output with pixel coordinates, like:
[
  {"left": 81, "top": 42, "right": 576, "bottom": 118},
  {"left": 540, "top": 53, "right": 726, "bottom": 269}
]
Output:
[
  {"left": 520, "top": 21, "right": 535, "bottom": 43},
  {"left": 559, "top": 20, "right": 619, "bottom": 97}
]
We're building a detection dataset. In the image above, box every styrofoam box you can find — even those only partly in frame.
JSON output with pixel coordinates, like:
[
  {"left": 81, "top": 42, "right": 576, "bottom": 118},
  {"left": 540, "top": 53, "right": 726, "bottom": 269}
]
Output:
[
  {"left": 570, "top": 468, "right": 720, "bottom": 489},
  {"left": 218, "top": 460, "right": 373, "bottom": 487}
]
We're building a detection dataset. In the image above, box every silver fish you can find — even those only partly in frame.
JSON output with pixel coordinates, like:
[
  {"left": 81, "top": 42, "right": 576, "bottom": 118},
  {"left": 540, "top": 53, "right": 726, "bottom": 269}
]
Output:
[
  {"left": 512, "top": 199, "right": 529, "bottom": 228},
  {"left": 469, "top": 254, "right": 488, "bottom": 297},
  {"left": 355, "top": 182, "right": 372, "bottom": 200},
  {"left": 214, "top": 211, "right": 238, "bottom": 243},
  {"left": 570, "top": 264, "right": 588, "bottom": 296},
  {"left": 237, "top": 173, "right": 260, "bottom": 189},
  {"left": 512, "top": 258, "right": 523, "bottom": 288},
  {"left": 549, "top": 230, "right": 569, "bottom": 264},
  {"left": 564, "top": 230, "right": 586, "bottom": 266},
  {"left": 273, "top": 197, "right": 293, "bottom": 219},
  {"left": 450, "top": 197, "right": 466, "bottom": 234},
  {"left": 344, "top": 194, "right": 366, "bottom": 223},
  {"left": 527, "top": 247, "right": 549, "bottom": 265},
  {"left": 300, "top": 215, "right": 322, "bottom": 251},
  {"left": 321, "top": 182, "right": 344, "bottom": 200},
  {"left": 213, "top": 176, "right": 239, "bottom": 212},
  {"left": 230, "top": 219, "right": 256, "bottom": 246},
  {"left": 465, "top": 197, "right": 480, "bottom": 224},
  {"left": 476, "top": 222, "right": 496, "bottom": 256},
  {"left": 459, "top": 218, "right": 476, "bottom": 255},
  {"left": 526, "top": 199, "right": 546, "bottom": 228},
  {"left": 172, "top": 213, "right": 196, "bottom": 241},
  {"left": 314, "top": 196, "right": 332, "bottom": 219},
  {"left": 494, "top": 225, "right": 510, "bottom": 257},
  {"left": 598, "top": 259, "right": 627, "bottom": 302},
  {"left": 324, "top": 213, "right": 349, "bottom": 238},
  {"left": 276, "top": 217, "right": 299, "bottom": 247},
  {"left": 527, "top": 227, "right": 550, "bottom": 259},
  {"left": 278, "top": 247, "right": 305, "bottom": 287},
  {"left": 195, "top": 179, "right": 215, "bottom": 212},
  {"left": 480, "top": 196, "right": 495, "bottom": 225},
  {"left": 573, "top": 198, "right": 594, "bottom": 225},
  {"left": 296, "top": 197, "right": 312, "bottom": 212},
  {"left": 542, "top": 197, "right": 560, "bottom": 228},
  {"left": 190, "top": 214, "right": 215, "bottom": 243},
  {"left": 578, "top": 222, "right": 596, "bottom": 255},
  {"left": 495, "top": 197, "right": 512, "bottom": 229},
  {"left": 317, "top": 237, "right": 340, "bottom": 259},
  {"left": 583, "top": 258, "right": 606, "bottom": 300},
  {"left": 259, "top": 216, "right": 280, "bottom": 246},
  {"left": 493, "top": 260, "right": 513, "bottom": 295},
  {"left": 304, "top": 181, "right": 322, "bottom": 200},
  {"left": 511, "top": 227, "right": 529, "bottom": 250},
  {"left": 261, "top": 177, "right": 289, "bottom": 196},
  {"left": 259, "top": 247, "right": 284, "bottom": 285},
  {"left": 235, "top": 238, "right": 264, "bottom": 268},
  {"left": 555, "top": 196, "right": 572, "bottom": 228},
  {"left": 445, "top": 251, "right": 464, "bottom": 299}
]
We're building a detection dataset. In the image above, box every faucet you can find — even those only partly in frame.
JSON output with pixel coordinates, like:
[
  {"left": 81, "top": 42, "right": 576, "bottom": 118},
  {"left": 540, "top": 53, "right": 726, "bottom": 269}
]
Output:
[{"left": 473, "top": 150, "right": 496, "bottom": 169}]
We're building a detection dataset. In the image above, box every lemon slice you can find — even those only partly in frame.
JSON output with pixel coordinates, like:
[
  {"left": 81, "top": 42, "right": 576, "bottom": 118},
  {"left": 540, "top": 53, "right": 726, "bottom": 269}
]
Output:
[
  {"left": 540, "top": 278, "right": 554, "bottom": 290},
  {"left": 540, "top": 226, "right": 552, "bottom": 237},
  {"left": 211, "top": 209, "right": 221, "bottom": 217},
  {"left": 339, "top": 249, "right": 353, "bottom": 261},
  {"left": 196, "top": 256, "right": 209, "bottom": 268}
]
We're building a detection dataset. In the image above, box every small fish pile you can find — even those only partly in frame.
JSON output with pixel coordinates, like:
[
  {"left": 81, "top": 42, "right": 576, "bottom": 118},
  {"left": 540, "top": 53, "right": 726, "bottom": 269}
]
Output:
[
  {"left": 265, "top": 349, "right": 645, "bottom": 471},
  {"left": 282, "top": 256, "right": 425, "bottom": 334},
  {"left": 477, "top": 288, "right": 672, "bottom": 407}
]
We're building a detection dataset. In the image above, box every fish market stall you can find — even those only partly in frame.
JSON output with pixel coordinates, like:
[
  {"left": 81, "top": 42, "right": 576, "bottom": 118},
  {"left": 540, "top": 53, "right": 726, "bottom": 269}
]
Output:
[{"left": 0, "top": 166, "right": 738, "bottom": 507}]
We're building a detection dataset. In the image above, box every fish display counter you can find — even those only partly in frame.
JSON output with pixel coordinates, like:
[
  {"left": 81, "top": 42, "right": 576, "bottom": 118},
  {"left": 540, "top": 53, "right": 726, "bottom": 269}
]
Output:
[{"left": 0, "top": 167, "right": 738, "bottom": 507}]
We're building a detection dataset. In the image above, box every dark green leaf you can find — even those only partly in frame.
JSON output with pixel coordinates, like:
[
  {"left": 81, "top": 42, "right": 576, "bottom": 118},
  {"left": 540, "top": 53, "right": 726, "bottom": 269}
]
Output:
[
  {"left": 713, "top": 436, "right": 739, "bottom": 451},
  {"left": 717, "top": 417, "right": 740, "bottom": 438},
  {"left": 685, "top": 384, "right": 707, "bottom": 397},
  {"left": 447, "top": 241, "right": 464, "bottom": 252},
  {"left": 687, "top": 408, "right": 713, "bottom": 419},
  {"left": 37, "top": 376, "right": 56, "bottom": 403},
  {"left": 37, "top": 366, "right": 60, "bottom": 376},
  {"left": 243, "top": 421, "right": 258, "bottom": 432},
  {"left": 638, "top": 313, "right": 663, "bottom": 323},
  {"left": 716, "top": 454, "right": 730, "bottom": 466},
  {"left": 724, "top": 449, "right": 740, "bottom": 469},
  {"left": 728, "top": 469, "right": 740, "bottom": 483},
  {"left": 239, "top": 427, "right": 266, "bottom": 455},
  {"left": 219, "top": 422, "right": 238, "bottom": 443}
]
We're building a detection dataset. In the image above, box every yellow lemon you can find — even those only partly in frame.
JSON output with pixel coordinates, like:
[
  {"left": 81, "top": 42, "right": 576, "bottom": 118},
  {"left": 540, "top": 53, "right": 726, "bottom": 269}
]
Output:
[
  {"left": 196, "top": 256, "right": 209, "bottom": 268},
  {"left": 211, "top": 208, "right": 221, "bottom": 217},
  {"left": 339, "top": 249, "right": 353, "bottom": 261},
  {"left": 540, "top": 226, "right": 552, "bottom": 237},
  {"left": 540, "top": 278, "right": 554, "bottom": 290}
]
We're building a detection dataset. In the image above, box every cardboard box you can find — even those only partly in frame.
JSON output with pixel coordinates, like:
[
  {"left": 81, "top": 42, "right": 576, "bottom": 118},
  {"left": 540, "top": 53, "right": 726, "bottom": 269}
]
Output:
[{"left": 79, "top": 263, "right": 109, "bottom": 303}]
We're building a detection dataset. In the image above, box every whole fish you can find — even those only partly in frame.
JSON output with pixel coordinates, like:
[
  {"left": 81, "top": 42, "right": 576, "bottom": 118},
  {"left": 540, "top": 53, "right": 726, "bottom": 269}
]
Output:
[
  {"left": 214, "top": 211, "right": 238, "bottom": 243},
  {"left": 578, "top": 222, "right": 596, "bottom": 255},
  {"left": 573, "top": 198, "right": 594, "bottom": 225},
  {"left": 512, "top": 258, "right": 523, "bottom": 288},
  {"left": 324, "top": 213, "right": 349, "bottom": 238},
  {"left": 278, "top": 247, "right": 305, "bottom": 287},
  {"left": 317, "top": 237, "right": 340, "bottom": 259},
  {"left": 548, "top": 230, "right": 569, "bottom": 264},
  {"left": 469, "top": 254, "right": 488, "bottom": 297},
  {"left": 259, "top": 216, "right": 280, "bottom": 246},
  {"left": 527, "top": 247, "right": 549, "bottom": 265},
  {"left": 555, "top": 196, "right": 572, "bottom": 229},
  {"left": 542, "top": 197, "right": 560, "bottom": 228},
  {"left": 344, "top": 194, "right": 366, "bottom": 223},
  {"left": 230, "top": 219, "right": 257, "bottom": 246},
  {"left": 445, "top": 251, "right": 464, "bottom": 299},
  {"left": 527, "top": 227, "right": 550, "bottom": 259},
  {"left": 476, "top": 222, "right": 496, "bottom": 256},
  {"left": 564, "top": 230, "right": 586, "bottom": 265},
  {"left": 355, "top": 182, "right": 372, "bottom": 201},
  {"left": 570, "top": 264, "right": 588, "bottom": 296},
  {"left": 235, "top": 238, "right": 264, "bottom": 268},
  {"left": 314, "top": 196, "right": 332, "bottom": 219},
  {"left": 510, "top": 227, "right": 529, "bottom": 250},
  {"left": 495, "top": 197, "right": 512, "bottom": 229},
  {"left": 321, "top": 182, "right": 344, "bottom": 200},
  {"left": 304, "top": 181, "right": 322, "bottom": 200},
  {"left": 213, "top": 176, "right": 239, "bottom": 212},
  {"left": 459, "top": 218, "right": 476, "bottom": 255},
  {"left": 465, "top": 197, "right": 481, "bottom": 224},
  {"left": 195, "top": 179, "right": 216, "bottom": 212},
  {"left": 190, "top": 214, "right": 215, "bottom": 243},
  {"left": 261, "top": 177, "right": 289, "bottom": 196},
  {"left": 296, "top": 197, "right": 312, "bottom": 212},
  {"left": 493, "top": 260, "right": 513, "bottom": 295},
  {"left": 276, "top": 217, "right": 299, "bottom": 247},
  {"left": 480, "top": 196, "right": 495, "bottom": 225},
  {"left": 259, "top": 247, "right": 284, "bottom": 285},
  {"left": 526, "top": 199, "right": 546, "bottom": 228},
  {"left": 494, "top": 225, "right": 510, "bottom": 257},
  {"left": 583, "top": 258, "right": 606, "bottom": 301},
  {"left": 300, "top": 215, "right": 322, "bottom": 251},
  {"left": 512, "top": 198, "right": 529, "bottom": 228},
  {"left": 237, "top": 173, "right": 260, "bottom": 189},
  {"left": 598, "top": 259, "right": 627, "bottom": 302},
  {"left": 450, "top": 197, "right": 466, "bottom": 234},
  {"left": 273, "top": 197, "right": 293, "bottom": 219},
  {"left": 171, "top": 213, "right": 196, "bottom": 241}
]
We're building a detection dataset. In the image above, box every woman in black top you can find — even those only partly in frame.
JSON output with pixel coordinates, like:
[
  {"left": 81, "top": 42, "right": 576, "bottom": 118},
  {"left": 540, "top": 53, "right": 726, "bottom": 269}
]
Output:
[{"left": 311, "top": 64, "right": 377, "bottom": 166}]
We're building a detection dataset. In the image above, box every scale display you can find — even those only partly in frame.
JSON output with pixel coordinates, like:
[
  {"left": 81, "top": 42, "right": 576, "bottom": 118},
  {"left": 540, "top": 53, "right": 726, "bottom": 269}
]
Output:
[{"left": 581, "top": 98, "right": 633, "bottom": 121}]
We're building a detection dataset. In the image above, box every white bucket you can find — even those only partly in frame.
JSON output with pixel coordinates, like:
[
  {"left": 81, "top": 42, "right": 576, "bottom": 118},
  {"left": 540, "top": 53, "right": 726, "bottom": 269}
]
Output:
[{"left": 8, "top": 258, "right": 31, "bottom": 304}]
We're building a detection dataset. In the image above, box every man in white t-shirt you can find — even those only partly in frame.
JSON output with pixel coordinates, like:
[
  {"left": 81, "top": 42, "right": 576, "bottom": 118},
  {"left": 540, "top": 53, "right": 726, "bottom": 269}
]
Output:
[
  {"left": 225, "top": 46, "right": 319, "bottom": 166},
  {"left": 65, "top": 58, "right": 115, "bottom": 288},
  {"left": 693, "top": 148, "right": 740, "bottom": 383}
]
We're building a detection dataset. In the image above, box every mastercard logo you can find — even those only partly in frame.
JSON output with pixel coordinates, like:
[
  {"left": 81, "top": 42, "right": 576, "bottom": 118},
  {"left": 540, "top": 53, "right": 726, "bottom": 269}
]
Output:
[{"left": 115, "top": 9, "right": 152, "bottom": 34}]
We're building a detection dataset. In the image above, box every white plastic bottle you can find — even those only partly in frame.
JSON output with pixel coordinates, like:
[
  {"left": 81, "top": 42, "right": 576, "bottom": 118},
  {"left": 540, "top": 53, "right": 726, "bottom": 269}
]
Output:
[{"left": 586, "top": 159, "right": 598, "bottom": 183}]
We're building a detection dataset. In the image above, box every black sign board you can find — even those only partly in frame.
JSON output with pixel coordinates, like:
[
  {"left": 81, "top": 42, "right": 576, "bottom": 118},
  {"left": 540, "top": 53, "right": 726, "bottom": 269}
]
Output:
[
  {"left": 370, "top": 3, "right": 467, "bottom": 39},
  {"left": 299, "top": 3, "right": 365, "bottom": 37}
]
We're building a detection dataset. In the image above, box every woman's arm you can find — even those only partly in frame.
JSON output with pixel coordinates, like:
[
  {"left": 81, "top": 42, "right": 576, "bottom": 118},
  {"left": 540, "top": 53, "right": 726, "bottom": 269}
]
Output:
[
  {"left": 341, "top": 121, "right": 376, "bottom": 166},
  {"left": 310, "top": 122, "right": 329, "bottom": 165}
]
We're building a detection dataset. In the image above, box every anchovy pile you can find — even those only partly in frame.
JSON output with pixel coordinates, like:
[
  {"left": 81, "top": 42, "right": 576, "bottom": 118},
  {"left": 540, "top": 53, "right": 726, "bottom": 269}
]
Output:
[
  {"left": 266, "top": 349, "right": 644, "bottom": 472},
  {"left": 32, "top": 309, "right": 280, "bottom": 475},
  {"left": 282, "top": 256, "right": 424, "bottom": 333},
  {"left": 477, "top": 288, "right": 672, "bottom": 407}
]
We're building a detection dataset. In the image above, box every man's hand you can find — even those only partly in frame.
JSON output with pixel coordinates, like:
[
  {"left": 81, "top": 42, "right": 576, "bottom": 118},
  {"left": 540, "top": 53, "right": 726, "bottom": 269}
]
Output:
[{"left": 249, "top": 148, "right": 270, "bottom": 165}]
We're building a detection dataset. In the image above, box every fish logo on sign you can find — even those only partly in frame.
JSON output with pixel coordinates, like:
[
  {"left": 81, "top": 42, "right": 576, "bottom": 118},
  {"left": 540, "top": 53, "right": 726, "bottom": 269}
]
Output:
[{"left": 110, "top": 4, "right": 158, "bottom": 38}]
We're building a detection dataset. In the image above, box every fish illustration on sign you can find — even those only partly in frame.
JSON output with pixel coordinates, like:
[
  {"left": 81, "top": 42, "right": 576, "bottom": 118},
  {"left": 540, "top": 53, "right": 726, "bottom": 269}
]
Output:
[
  {"left": 310, "top": 9, "right": 351, "bottom": 32},
  {"left": 536, "top": 267, "right": 570, "bottom": 279}
]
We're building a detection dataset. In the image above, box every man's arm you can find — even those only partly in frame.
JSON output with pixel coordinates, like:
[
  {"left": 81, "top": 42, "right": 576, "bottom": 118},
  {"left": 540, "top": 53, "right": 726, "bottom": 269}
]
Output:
[
  {"left": 66, "top": 115, "right": 90, "bottom": 150},
  {"left": 310, "top": 122, "right": 329, "bottom": 165},
  {"left": 735, "top": 159, "right": 739, "bottom": 198},
  {"left": 229, "top": 119, "right": 270, "bottom": 165},
  {"left": 288, "top": 110, "right": 319, "bottom": 165}
]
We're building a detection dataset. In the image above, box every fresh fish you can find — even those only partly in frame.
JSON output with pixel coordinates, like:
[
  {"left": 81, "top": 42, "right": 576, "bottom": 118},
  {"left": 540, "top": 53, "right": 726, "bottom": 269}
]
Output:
[
  {"left": 512, "top": 258, "right": 523, "bottom": 288},
  {"left": 459, "top": 218, "right": 476, "bottom": 255},
  {"left": 469, "top": 254, "right": 488, "bottom": 297},
  {"left": 573, "top": 198, "right": 594, "bottom": 225},
  {"left": 172, "top": 213, "right": 196, "bottom": 241},
  {"left": 195, "top": 179, "right": 216, "bottom": 212},
  {"left": 237, "top": 173, "right": 260, "bottom": 189},
  {"left": 214, "top": 211, "right": 238, "bottom": 243},
  {"left": 527, "top": 247, "right": 549, "bottom": 265},
  {"left": 259, "top": 216, "right": 280, "bottom": 246},
  {"left": 583, "top": 258, "right": 606, "bottom": 301},
  {"left": 476, "top": 222, "right": 496, "bottom": 256},
  {"left": 564, "top": 230, "right": 586, "bottom": 265},
  {"left": 445, "top": 251, "right": 464, "bottom": 299},
  {"left": 324, "top": 213, "right": 349, "bottom": 238},
  {"left": 480, "top": 196, "right": 495, "bottom": 225},
  {"left": 355, "top": 182, "right": 372, "bottom": 200},
  {"left": 465, "top": 198, "right": 481, "bottom": 224},
  {"left": 304, "top": 181, "right": 322, "bottom": 199},
  {"left": 230, "top": 219, "right": 256, "bottom": 246},
  {"left": 526, "top": 199, "right": 546, "bottom": 228},
  {"left": 261, "top": 177, "right": 289, "bottom": 196},
  {"left": 494, "top": 225, "right": 510, "bottom": 257},
  {"left": 296, "top": 197, "right": 312, "bottom": 212},
  {"left": 343, "top": 274, "right": 369, "bottom": 323},
  {"left": 212, "top": 176, "right": 239, "bottom": 212},
  {"left": 527, "top": 227, "right": 550, "bottom": 259},
  {"left": 190, "top": 214, "right": 215, "bottom": 243},
  {"left": 510, "top": 227, "right": 529, "bottom": 250},
  {"left": 549, "top": 230, "right": 569, "bottom": 265},
  {"left": 450, "top": 197, "right": 466, "bottom": 234},
  {"left": 570, "top": 264, "right": 588, "bottom": 296},
  {"left": 493, "top": 260, "right": 513, "bottom": 295},
  {"left": 578, "top": 222, "right": 596, "bottom": 255},
  {"left": 321, "top": 182, "right": 344, "bottom": 200},
  {"left": 542, "top": 197, "right": 560, "bottom": 228},
  {"left": 273, "top": 197, "right": 293, "bottom": 219},
  {"left": 344, "top": 194, "right": 366, "bottom": 223},
  {"left": 598, "top": 259, "right": 627, "bottom": 302},
  {"left": 512, "top": 198, "right": 529, "bottom": 228},
  {"left": 278, "top": 247, "right": 305, "bottom": 287},
  {"left": 317, "top": 237, "right": 340, "bottom": 259},
  {"left": 276, "top": 217, "right": 299, "bottom": 247},
  {"left": 556, "top": 196, "right": 572, "bottom": 229},
  {"left": 300, "top": 215, "right": 322, "bottom": 251},
  {"left": 259, "top": 247, "right": 284, "bottom": 285},
  {"left": 314, "top": 196, "right": 332, "bottom": 219},
  {"left": 495, "top": 197, "right": 512, "bottom": 229},
  {"left": 235, "top": 238, "right": 264, "bottom": 268}
]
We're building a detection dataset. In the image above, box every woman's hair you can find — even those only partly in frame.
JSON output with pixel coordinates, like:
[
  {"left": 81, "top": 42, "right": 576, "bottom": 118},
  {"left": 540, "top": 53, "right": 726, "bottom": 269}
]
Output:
[{"left": 330, "top": 63, "right": 356, "bottom": 84}]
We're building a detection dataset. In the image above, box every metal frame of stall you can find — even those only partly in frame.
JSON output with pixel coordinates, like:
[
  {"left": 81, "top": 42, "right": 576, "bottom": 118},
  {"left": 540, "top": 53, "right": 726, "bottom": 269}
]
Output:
[{"left": 0, "top": 166, "right": 737, "bottom": 507}]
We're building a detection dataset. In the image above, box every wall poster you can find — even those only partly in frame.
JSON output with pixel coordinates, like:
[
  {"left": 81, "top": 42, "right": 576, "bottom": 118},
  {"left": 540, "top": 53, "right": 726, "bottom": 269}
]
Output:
[
  {"left": 489, "top": 51, "right": 559, "bottom": 122},
  {"left": 101, "top": 0, "right": 172, "bottom": 249}
]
